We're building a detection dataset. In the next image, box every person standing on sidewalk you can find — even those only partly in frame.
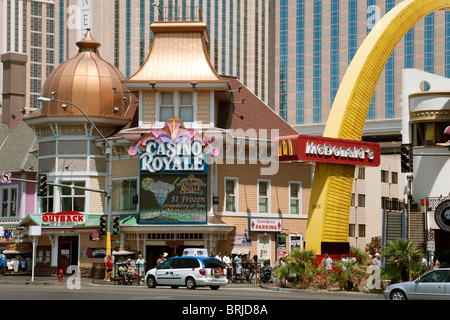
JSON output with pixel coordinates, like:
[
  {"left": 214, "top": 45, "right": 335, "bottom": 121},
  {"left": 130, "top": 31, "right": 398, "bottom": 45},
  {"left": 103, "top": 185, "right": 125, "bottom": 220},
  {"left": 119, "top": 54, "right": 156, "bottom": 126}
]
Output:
[
  {"left": 0, "top": 251, "right": 6, "bottom": 277},
  {"left": 136, "top": 254, "right": 146, "bottom": 284}
]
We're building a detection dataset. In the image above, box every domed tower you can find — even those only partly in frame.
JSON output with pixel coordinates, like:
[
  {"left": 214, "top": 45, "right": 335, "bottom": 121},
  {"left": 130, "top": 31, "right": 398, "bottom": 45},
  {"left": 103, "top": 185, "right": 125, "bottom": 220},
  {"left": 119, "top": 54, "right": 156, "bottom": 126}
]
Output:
[
  {"left": 29, "top": 29, "right": 131, "bottom": 122},
  {"left": 24, "top": 30, "right": 132, "bottom": 216}
]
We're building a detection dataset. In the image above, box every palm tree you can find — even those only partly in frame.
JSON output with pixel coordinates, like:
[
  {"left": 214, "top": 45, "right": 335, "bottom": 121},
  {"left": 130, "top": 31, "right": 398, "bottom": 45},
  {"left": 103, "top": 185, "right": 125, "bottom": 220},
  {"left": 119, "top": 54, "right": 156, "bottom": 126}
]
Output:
[
  {"left": 382, "top": 238, "right": 424, "bottom": 282},
  {"left": 275, "top": 249, "right": 318, "bottom": 288}
]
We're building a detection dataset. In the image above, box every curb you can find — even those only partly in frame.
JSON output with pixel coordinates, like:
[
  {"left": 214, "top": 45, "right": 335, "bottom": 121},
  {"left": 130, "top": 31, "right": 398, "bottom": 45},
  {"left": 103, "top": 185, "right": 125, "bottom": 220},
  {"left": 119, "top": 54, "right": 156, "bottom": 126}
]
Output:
[{"left": 260, "top": 284, "right": 384, "bottom": 299}]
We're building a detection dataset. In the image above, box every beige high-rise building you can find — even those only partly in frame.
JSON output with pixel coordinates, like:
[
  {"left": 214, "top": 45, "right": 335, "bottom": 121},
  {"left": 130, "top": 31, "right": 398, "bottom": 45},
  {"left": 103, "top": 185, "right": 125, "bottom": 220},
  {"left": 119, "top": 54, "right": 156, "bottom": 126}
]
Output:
[
  {"left": 0, "top": 0, "right": 56, "bottom": 118},
  {"left": 55, "top": 0, "right": 271, "bottom": 105}
]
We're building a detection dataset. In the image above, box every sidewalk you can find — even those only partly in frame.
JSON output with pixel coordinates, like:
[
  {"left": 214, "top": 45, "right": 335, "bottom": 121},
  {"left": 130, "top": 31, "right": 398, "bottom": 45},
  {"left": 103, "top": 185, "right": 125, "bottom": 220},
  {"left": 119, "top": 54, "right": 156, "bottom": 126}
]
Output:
[{"left": 0, "top": 274, "right": 94, "bottom": 286}]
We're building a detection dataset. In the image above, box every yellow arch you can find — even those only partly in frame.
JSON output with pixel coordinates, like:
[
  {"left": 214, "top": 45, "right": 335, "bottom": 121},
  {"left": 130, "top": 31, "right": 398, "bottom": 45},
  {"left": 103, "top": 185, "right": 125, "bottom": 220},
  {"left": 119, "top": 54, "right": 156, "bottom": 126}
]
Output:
[{"left": 306, "top": 0, "right": 450, "bottom": 254}]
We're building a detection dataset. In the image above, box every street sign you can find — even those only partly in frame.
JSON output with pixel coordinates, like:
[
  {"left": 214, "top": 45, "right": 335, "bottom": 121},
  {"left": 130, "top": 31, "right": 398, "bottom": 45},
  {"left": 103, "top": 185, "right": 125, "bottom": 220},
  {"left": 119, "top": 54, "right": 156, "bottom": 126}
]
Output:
[
  {"left": 1, "top": 173, "right": 11, "bottom": 183},
  {"left": 428, "top": 230, "right": 435, "bottom": 241},
  {"left": 427, "top": 240, "right": 435, "bottom": 252}
]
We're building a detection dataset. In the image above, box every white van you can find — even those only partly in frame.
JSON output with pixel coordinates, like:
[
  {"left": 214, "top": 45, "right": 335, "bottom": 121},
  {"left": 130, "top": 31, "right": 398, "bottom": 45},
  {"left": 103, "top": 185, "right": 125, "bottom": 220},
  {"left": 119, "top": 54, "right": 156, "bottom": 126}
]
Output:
[{"left": 145, "top": 256, "right": 228, "bottom": 290}]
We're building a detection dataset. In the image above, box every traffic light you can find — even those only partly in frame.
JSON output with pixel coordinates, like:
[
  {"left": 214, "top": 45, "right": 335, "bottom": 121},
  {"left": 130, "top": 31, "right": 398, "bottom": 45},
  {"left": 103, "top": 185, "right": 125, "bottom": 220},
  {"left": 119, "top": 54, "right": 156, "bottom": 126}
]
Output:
[
  {"left": 99, "top": 215, "right": 107, "bottom": 235},
  {"left": 401, "top": 144, "right": 413, "bottom": 173},
  {"left": 38, "top": 174, "right": 48, "bottom": 197},
  {"left": 113, "top": 216, "right": 120, "bottom": 235}
]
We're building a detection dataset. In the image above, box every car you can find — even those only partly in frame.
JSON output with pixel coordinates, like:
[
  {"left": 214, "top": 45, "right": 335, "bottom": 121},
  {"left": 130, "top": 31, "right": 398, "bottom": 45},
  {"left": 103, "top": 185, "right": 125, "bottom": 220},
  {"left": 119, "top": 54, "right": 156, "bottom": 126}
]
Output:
[
  {"left": 383, "top": 268, "right": 450, "bottom": 300},
  {"left": 144, "top": 256, "right": 228, "bottom": 290}
]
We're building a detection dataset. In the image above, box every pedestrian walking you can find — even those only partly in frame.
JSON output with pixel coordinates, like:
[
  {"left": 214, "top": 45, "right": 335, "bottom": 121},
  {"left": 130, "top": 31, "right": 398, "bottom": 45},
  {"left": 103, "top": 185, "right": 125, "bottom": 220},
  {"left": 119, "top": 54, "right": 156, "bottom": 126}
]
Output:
[{"left": 105, "top": 254, "right": 113, "bottom": 282}]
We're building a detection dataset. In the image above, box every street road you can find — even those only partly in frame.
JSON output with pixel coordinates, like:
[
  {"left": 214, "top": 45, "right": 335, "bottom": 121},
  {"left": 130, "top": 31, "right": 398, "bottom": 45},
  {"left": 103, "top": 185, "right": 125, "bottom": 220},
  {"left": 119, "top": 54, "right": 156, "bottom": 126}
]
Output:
[{"left": 0, "top": 282, "right": 382, "bottom": 300}]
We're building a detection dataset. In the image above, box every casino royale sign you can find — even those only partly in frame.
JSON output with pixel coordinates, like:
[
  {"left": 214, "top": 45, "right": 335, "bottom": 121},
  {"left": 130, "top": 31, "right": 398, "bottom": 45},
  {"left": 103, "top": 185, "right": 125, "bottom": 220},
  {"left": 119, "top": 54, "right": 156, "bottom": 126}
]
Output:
[
  {"left": 277, "top": 134, "right": 380, "bottom": 167},
  {"left": 140, "top": 140, "right": 207, "bottom": 173}
]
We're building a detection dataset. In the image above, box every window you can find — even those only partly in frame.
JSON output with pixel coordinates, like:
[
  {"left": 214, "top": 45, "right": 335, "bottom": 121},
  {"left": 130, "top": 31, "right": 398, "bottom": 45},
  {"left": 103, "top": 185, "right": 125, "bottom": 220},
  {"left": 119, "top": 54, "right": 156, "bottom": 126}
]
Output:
[
  {"left": 203, "top": 259, "right": 226, "bottom": 269},
  {"left": 156, "top": 259, "right": 172, "bottom": 269},
  {"left": 160, "top": 92, "right": 174, "bottom": 122},
  {"left": 179, "top": 92, "right": 193, "bottom": 122},
  {"left": 158, "top": 91, "right": 195, "bottom": 123},
  {"left": 113, "top": 179, "right": 137, "bottom": 211},
  {"left": 358, "top": 224, "right": 366, "bottom": 237},
  {"left": 1, "top": 187, "right": 17, "bottom": 217},
  {"left": 225, "top": 178, "right": 238, "bottom": 212},
  {"left": 391, "top": 172, "right": 398, "bottom": 184},
  {"left": 172, "top": 258, "right": 200, "bottom": 269},
  {"left": 289, "top": 182, "right": 302, "bottom": 214},
  {"left": 412, "top": 122, "right": 450, "bottom": 147},
  {"left": 381, "top": 196, "right": 389, "bottom": 209},
  {"left": 419, "top": 270, "right": 449, "bottom": 283},
  {"left": 349, "top": 224, "right": 355, "bottom": 237},
  {"left": 357, "top": 167, "right": 365, "bottom": 180},
  {"left": 40, "top": 184, "right": 54, "bottom": 213},
  {"left": 258, "top": 180, "right": 270, "bottom": 213},
  {"left": 357, "top": 194, "right": 365, "bottom": 207},
  {"left": 381, "top": 170, "right": 389, "bottom": 183},
  {"left": 60, "top": 181, "right": 86, "bottom": 212}
]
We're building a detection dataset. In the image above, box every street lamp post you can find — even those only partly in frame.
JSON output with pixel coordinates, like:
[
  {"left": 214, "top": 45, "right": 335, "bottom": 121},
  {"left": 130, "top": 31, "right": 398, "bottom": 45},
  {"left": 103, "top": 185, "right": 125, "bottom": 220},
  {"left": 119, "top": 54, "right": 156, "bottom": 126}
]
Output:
[{"left": 37, "top": 95, "right": 114, "bottom": 257}]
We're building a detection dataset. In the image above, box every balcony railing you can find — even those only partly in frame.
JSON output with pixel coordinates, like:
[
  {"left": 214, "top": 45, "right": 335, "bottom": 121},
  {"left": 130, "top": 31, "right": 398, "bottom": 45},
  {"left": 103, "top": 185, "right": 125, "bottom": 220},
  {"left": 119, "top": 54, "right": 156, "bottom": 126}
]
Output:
[
  {"left": 155, "top": 6, "right": 203, "bottom": 22},
  {"left": 426, "top": 196, "right": 450, "bottom": 211}
]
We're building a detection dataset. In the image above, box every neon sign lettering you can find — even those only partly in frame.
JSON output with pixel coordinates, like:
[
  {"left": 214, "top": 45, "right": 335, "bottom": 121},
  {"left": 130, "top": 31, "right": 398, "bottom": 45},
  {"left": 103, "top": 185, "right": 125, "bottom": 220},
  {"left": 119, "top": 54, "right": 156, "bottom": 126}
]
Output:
[{"left": 140, "top": 141, "right": 206, "bottom": 173}]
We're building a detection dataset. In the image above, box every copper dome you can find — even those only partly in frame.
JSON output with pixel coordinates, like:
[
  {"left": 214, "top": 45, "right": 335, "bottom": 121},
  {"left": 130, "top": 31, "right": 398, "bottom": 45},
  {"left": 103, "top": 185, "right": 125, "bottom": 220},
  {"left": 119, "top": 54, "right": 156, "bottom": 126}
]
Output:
[{"left": 39, "top": 29, "right": 130, "bottom": 121}]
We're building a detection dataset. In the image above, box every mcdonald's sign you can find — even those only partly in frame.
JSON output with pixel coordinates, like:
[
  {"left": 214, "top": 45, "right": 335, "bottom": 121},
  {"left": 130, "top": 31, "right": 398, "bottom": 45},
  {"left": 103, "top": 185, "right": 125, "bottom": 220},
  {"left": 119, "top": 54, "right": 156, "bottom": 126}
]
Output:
[
  {"left": 276, "top": 134, "right": 380, "bottom": 167},
  {"left": 279, "top": 139, "right": 293, "bottom": 157}
]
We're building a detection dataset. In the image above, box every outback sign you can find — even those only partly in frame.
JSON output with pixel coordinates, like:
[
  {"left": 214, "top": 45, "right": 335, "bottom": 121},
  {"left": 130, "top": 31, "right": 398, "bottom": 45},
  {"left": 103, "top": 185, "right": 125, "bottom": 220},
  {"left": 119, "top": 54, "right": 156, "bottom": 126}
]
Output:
[
  {"left": 276, "top": 134, "right": 380, "bottom": 167},
  {"left": 42, "top": 211, "right": 85, "bottom": 226}
]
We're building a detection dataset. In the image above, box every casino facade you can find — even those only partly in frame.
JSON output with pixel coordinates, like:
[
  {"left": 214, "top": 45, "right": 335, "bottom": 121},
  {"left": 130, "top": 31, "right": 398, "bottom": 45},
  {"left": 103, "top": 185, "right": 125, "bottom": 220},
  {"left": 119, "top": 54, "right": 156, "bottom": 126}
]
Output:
[{"left": 20, "top": 21, "right": 313, "bottom": 276}]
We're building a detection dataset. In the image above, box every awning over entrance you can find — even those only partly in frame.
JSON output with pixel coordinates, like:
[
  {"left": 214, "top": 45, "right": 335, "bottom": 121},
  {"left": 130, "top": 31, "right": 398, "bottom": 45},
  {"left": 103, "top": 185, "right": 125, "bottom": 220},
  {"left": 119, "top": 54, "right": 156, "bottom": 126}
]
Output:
[{"left": 16, "top": 212, "right": 102, "bottom": 230}]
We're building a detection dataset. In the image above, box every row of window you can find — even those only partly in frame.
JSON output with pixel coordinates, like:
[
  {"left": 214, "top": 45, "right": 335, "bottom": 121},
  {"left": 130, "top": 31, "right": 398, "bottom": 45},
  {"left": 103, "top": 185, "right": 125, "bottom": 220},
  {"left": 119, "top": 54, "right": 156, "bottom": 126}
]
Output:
[
  {"left": 357, "top": 167, "right": 398, "bottom": 184},
  {"left": 35, "top": 178, "right": 303, "bottom": 216},
  {"left": 4, "top": 179, "right": 402, "bottom": 217},
  {"left": 225, "top": 178, "right": 302, "bottom": 215},
  {"left": 40, "top": 180, "right": 139, "bottom": 214},
  {"left": 351, "top": 194, "right": 402, "bottom": 209}
]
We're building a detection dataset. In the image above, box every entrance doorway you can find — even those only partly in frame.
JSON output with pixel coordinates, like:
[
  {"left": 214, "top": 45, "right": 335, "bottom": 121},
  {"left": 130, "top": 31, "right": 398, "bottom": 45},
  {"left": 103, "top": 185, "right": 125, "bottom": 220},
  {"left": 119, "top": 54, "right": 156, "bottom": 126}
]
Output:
[
  {"left": 145, "top": 244, "right": 204, "bottom": 270},
  {"left": 58, "top": 236, "right": 78, "bottom": 274}
]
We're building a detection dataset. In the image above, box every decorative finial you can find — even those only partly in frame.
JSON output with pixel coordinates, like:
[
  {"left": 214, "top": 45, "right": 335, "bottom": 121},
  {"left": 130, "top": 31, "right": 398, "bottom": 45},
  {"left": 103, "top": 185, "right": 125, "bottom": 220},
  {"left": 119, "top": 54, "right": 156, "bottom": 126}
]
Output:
[{"left": 76, "top": 29, "right": 101, "bottom": 51}]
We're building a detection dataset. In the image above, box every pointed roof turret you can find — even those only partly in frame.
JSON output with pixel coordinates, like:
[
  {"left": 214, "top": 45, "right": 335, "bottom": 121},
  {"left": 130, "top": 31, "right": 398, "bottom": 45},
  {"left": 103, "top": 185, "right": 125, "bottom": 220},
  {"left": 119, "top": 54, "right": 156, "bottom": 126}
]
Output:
[{"left": 127, "top": 22, "right": 222, "bottom": 82}]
